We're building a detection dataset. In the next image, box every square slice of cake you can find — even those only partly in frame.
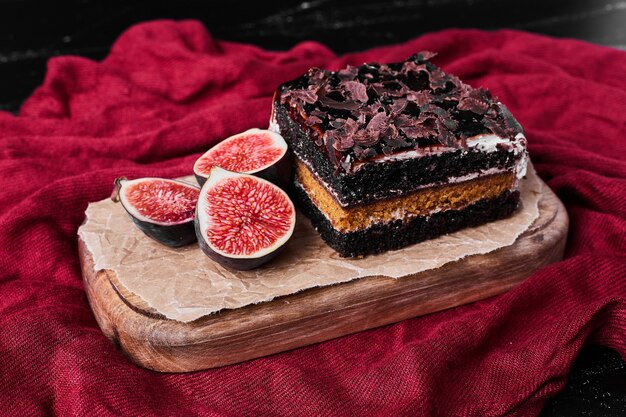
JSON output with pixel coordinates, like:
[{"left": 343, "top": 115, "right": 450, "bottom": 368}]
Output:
[{"left": 271, "top": 52, "right": 528, "bottom": 257}]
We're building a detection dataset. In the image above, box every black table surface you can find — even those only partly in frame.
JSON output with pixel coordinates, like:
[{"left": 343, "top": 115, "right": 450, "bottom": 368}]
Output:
[{"left": 2, "top": 1, "right": 625, "bottom": 415}]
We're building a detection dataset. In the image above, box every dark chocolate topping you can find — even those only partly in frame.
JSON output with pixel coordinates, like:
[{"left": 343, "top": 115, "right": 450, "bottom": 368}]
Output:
[{"left": 278, "top": 52, "right": 523, "bottom": 172}]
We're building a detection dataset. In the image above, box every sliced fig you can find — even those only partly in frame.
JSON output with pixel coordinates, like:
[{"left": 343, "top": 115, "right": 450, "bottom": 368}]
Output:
[
  {"left": 112, "top": 177, "right": 200, "bottom": 247},
  {"left": 193, "top": 128, "right": 292, "bottom": 189},
  {"left": 195, "top": 167, "right": 296, "bottom": 270}
]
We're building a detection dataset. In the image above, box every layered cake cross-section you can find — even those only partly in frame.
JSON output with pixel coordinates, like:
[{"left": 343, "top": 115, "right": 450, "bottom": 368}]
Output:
[{"left": 271, "top": 52, "right": 528, "bottom": 257}]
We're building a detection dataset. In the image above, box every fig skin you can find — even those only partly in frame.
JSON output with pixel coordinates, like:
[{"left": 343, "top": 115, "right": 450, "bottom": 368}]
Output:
[
  {"left": 194, "top": 167, "right": 296, "bottom": 271},
  {"left": 113, "top": 177, "right": 199, "bottom": 248},
  {"left": 194, "top": 129, "right": 293, "bottom": 190},
  {"left": 133, "top": 217, "right": 196, "bottom": 248}
]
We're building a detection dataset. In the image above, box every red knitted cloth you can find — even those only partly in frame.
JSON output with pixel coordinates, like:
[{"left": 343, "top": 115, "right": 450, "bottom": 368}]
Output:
[{"left": 1, "top": 20, "right": 625, "bottom": 417}]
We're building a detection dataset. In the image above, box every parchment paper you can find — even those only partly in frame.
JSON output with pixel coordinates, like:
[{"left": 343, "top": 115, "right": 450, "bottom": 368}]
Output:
[{"left": 78, "top": 164, "right": 542, "bottom": 323}]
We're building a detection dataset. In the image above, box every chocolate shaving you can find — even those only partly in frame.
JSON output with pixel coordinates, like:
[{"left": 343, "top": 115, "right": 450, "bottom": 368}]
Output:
[
  {"left": 387, "top": 97, "right": 407, "bottom": 113},
  {"left": 305, "top": 115, "right": 323, "bottom": 126},
  {"left": 383, "top": 125, "right": 410, "bottom": 148},
  {"left": 441, "top": 116, "right": 459, "bottom": 131},
  {"left": 344, "top": 81, "right": 369, "bottom": 103},
  {"left": 407, "top": 90, "right": 431, "bottom": 106},
  {"left": 324, "top": 132, "right": 340, "bottom": 167},
  {"left": 360, "top": 103, "right": 385, "bottom": 117},
  {"left": 436, "top": 119, "right": 456, "bottom": 147},
  {"left": 500, "top": 103, "right": 524, "bottom": 134},
  {"left": 373, "top": 80, "right": 410, "bottom": 98},
  {"left": 337, "top": 65, "right": 358, "bottom": 81},
  {"left": 400, "top": 125, "right": 434, "bottom": 139},
  {"left": 318, "top": 95, "right": 362, "bottom": 110},
  {"left": 327, "top": 118, "right": 363, "bottom": 152},
  {"left": 353, "top": 145, "right": 377, "bottom": 160},
  {"left": 429, "top": 68, "right": 449, "bottom": 90},
  {"left": 458, "top": 97, "right": 489, "bottom": 114},
  {"left": 482, "top": 117, "right": 508, "bottom": 138},
  {"left": 415, "top": 51, "right": 437, "bottom": 62},
  {"left": 367, "top": 111, "right": 388, "bottom": 132},
  {"left": 284, "top": 89, "right": 318, "bottom": 104},
  {"left": 458, "top": 87, "right": 492, "bottom": 114},
  {"left": 351, "top": 129, "right": 376, "bottom": 147},
  {"left": 308, "top": 67, "right": 327, "bottom": 82}
]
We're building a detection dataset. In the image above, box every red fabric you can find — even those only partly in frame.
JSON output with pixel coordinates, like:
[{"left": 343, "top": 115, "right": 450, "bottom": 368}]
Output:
[{"left": 1, "top": 20, "right": 625, "bottom": 416}]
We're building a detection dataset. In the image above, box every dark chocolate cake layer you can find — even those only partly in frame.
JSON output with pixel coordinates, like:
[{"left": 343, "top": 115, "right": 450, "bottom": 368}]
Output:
[
  {"left": 293, "top": 185, "right": 520, "bottom": 258},
  {"left": 275, "top": 101, "right": 518, "bottom": 206}
]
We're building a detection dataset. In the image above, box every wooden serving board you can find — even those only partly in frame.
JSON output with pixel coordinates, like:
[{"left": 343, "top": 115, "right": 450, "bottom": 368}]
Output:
[{"left": 79, "top": 180, "right": 568, "bottom": 373}]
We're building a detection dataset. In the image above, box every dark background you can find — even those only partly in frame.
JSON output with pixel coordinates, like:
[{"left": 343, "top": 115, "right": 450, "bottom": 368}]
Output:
[{"left": 2, "top": 0, "right": 625, "bottom": 415}]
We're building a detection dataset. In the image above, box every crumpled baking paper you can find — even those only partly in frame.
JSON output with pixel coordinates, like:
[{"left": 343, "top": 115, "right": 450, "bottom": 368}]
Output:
[{"left": 78, "top": 165, "right": 542, "bottom": 323}]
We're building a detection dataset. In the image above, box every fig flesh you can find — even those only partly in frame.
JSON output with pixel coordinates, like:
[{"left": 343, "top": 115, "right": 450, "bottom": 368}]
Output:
[
  {"left": 113, "top": 177, "right": 200, "bottom": 247},
  {"left": 195, "top": 167, "right": 296, "bottom": 270},
  {"left": 193, "top": 128, "right": 292, "bottom": 189}
]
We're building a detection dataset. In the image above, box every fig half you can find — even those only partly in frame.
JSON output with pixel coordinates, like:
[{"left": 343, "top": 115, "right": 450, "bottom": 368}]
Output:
[
  {"left": 193, "top": 128, "right": 292, "bottom": 189},
  {"left": 113, "top": 177, "right": 200, "bottom": 247},
  {"left": 195, "top": 167, "right": 296, "bottom": 270}
]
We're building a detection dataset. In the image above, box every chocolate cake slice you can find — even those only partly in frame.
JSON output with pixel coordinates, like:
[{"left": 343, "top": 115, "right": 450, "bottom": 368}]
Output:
[{"left": 271, "top": 52, "right": 528, "bottom": 257}]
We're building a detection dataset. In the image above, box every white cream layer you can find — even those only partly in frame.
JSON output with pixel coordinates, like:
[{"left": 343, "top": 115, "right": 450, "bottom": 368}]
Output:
[{"left": 268, "top": 104, "right": 281, "bottom": 134}]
